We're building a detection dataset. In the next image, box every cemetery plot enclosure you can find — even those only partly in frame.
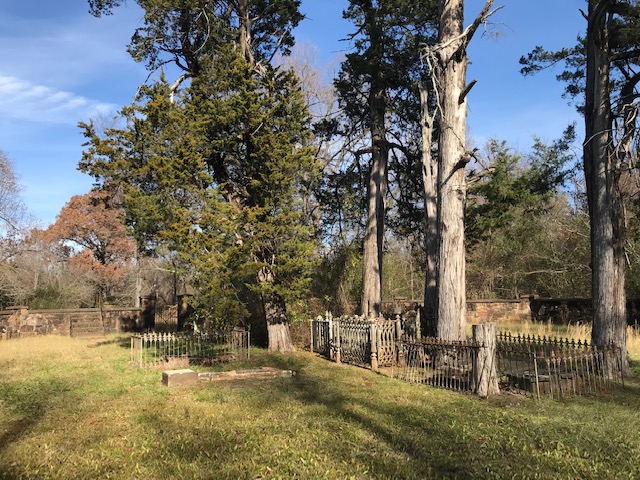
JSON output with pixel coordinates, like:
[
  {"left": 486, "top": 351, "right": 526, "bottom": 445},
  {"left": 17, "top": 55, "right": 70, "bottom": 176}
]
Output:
[
  {"left": 310, "top": 315, "right": 623, "bottom": 398},
  {"left": 496, "top": 332, "right": 623, "bottom": 399},
  {"left": 131, "top": 329, "right": 250, "bottom": 368},
  {"left": 392, "top": 338, "right": 480, "bottom": 392}
]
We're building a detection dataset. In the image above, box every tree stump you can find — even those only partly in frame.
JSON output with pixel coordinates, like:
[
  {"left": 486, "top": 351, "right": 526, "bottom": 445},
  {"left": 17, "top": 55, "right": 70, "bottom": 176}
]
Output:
[{"left": 472, "top": 323, "right": 500, "bottom": 397}]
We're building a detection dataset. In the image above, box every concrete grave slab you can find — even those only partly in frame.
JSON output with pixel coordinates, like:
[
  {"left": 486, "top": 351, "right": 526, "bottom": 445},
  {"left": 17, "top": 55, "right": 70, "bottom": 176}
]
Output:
[{"left": 162, "top": 369, "right": 198, "bottom": 387}]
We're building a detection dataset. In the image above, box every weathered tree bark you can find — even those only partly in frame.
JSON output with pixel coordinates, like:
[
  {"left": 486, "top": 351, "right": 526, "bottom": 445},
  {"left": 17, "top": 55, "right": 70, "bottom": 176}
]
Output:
[
  {"left": 135, "top": 263, "right": 142, "bottom": 308},
  {"left": 434, "top": 0, "right": 469, "bottom": 341},
  {"left": 360, "top": 10, "right": 388, "bottom": 319},
  {"left": 263, "top": 296, "right": 296, "bottom": 353},
  {"left": 258, "top": 267, "right": 295, "bottom": 353},
  {"left": 584, "top": 0, "right": 628, "bottom": 374},
  {"left": 472, "top": 323, "right": 499, "bottom": 396},
  {"left": 427, "top": 0, "right": 497, "bottom": 341},
  {"left": 236, "top": 0, "right": 255, "bottom": 67},
  {"left": 420, "top": 82, "right": 438, "bottom": 337},
  {"left": 360, "top": 128, "right": 387, "bottom": 318},
  {"left": 360, "top": 169, "right": 383, "bottom": 318}
]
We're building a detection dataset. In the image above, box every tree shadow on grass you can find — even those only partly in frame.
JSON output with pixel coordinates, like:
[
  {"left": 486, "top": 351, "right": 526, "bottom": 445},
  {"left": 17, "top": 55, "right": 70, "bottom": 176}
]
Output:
[
  {"left": 134, "top": 357, "right": 491, "bottom": 478},
  {"left": 241, "top": 354, "right": 640, "bottom": 477},
  {"left": 121, "top": 350, "right": 640, "bottom": 478},
  {"left": 0, "top": 377, "right": 74, "bottom": 478},
  {"left": 89, "top": 334, "right": 132, "bottom": 350}
]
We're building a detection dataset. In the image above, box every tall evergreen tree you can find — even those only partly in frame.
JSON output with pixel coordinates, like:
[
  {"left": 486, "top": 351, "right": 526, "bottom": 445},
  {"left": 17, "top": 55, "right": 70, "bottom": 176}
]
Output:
[
  {"left": 83, "top": 0, "right": 315, "bottom": 351},
  {"left": 520, "top": 0, "right": 640, "bottom": 372},
  {"left": 466, "top": 133, "right": 580, "bottom": 299},
  {"left": 336, "top": 0, "right": 438, "bottom": 317}
]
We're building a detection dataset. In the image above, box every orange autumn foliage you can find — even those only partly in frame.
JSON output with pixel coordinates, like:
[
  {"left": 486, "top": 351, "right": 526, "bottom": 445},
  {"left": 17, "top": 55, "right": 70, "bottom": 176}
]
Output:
[{"left": 44, "top": 191, "right": 136, "bottom": 301}]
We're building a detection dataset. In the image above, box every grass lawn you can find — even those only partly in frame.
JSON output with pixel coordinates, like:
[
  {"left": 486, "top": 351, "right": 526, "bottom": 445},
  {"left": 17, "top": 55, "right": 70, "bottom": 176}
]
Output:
[{"left": 1, "top": 334, "right": 639, "bottom": 479}]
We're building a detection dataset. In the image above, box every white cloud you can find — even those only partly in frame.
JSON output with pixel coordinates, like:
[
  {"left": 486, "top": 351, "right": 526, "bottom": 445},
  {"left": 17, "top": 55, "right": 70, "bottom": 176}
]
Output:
[
  {"left": 0, "top": 6, "right": 144, "bottom": 89},
  {"left": 0, "top": 75, "right": 118, "bottom": 124}
]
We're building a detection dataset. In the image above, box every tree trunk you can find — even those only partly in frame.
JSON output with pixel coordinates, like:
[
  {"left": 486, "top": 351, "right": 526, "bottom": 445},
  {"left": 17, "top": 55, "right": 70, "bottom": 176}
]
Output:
[
  {"left": 263, "top": 292, "right": 296, "bottom": 353},
  {"left": 584, "top": 0, "right": 628, "bottom": 374},
  {"left": 236, "top": 0, "right": 255, "bottom": 67},
  {"left": 134, "top": 255, "right": 142, "bottom": 308},
  {"left": 361, "top": 140, "right": 386, "bottom": 318},
  {"left": 434, "top": 0, "right": 468, "bottom": 341},
  {"left": 472, "top": 323, "right": 499, "bottom": 397},
  {"left": 420, "top": 81, "right": 438, "bottom": 337},
  {"left": 259, "top": 267, "right": 295, "bottom": 353},
  {"left": 360, "top": 16, "right": 388, "bottom": 319}
]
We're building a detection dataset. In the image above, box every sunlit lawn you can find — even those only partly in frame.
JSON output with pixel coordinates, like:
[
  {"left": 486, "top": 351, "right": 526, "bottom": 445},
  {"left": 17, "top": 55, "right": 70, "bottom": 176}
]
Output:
[{"left": 0, "top": 332, "right": 639, "bottom": 479}]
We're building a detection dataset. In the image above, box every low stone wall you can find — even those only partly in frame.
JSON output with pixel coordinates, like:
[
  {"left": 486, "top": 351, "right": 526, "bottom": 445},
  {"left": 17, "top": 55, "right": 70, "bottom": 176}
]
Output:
[
  {"left": 0, "top": 306, "right": 142, "bottom": 338},
  {"left": 466, "top": 299, "right": 531, "bottom": 324},
  {"left": 381, "top": 299, "right": 532, "bottom": 324},
  {"left": 382, "top": 297, "right": 640, "bottom": 326}
]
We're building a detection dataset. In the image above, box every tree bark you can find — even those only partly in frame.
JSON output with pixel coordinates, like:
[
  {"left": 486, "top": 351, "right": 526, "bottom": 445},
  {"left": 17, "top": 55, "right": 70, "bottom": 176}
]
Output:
[
  {"left": 434, "top": 0, "right": 469, "bottom": 341},
  {"left": 360, "top": 8, "right": 388, "bottom": 319},
  {"left": 259, "top": 267, "right": 295, "bottom": 353},
  {"left": 420, "top": 81, "right": 438, "bottom": 337},
  {"left": 263, "top": 295, "right": 296, "bottom": 353},
  {"left": 472, "top": 323, "right": 499, "bottom": 397},
  {"left": 426, "top": 0, "right": 497, "bottom": 340},
  {"left": 361, "top": 170, "right": 382, "bottom": 318},
  {"left": 236, "top": 0, "right": 255, "bottom": 67},
  {"left": 584, "top": 0, "right": 628, "bottom": 374}
]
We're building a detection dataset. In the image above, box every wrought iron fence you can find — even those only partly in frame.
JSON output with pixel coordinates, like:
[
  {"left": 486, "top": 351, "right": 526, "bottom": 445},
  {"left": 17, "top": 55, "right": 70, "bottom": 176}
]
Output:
[
  {"left": 130, "top": 329, "right": 250, "bottom": 368},
  {"left": 310, "top": 316, "right": 624, "bottom": 399},
  {"left": 310, "top": 312, "right": 420, "bottom": 369},
  {"left": 336, "top": 317, "right": 373, "bottom": 367},
  {"left": 496, "top": 332, "right": 622, "bottom": 399},
  {"left": 392, "top": 338, "right": 480, "bottom": 393}
]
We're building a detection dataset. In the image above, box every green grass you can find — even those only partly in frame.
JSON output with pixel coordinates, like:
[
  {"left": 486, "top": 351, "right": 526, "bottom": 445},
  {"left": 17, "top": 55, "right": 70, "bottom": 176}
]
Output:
[{"left": 1, "top": 335, "right": 639, "bottom": 479}]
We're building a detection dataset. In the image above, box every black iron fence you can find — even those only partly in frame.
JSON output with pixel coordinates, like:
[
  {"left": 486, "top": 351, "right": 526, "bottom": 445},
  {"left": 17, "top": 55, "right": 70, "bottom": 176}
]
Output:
[
  {"left": 496, "top": 332, "right": 622, "bottom": 399},
  {"left": 310, "top": 314, "right": 623, "bottom": 398},
  {"left": 310, "top": 312, "right": 421, "bottom": 370},
  {"left": 392, "top": 338, "right": 480, "bottom": 392}
]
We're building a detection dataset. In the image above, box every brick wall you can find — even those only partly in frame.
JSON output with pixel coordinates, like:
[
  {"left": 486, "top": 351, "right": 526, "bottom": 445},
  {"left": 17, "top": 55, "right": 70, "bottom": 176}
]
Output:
[
  {"left": 0, "top": 306, "right": 142, "bottom": 338},
  {"left": 381, "top": 299, "right": 532, "bottom": 324},
  {"left": 466, "top": 299, "right": 531, "bottom": 324}
]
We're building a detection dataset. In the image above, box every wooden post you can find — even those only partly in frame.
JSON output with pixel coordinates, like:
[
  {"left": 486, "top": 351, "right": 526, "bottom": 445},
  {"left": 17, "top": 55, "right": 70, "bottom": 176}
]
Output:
[
  {"left": 370, "top": 320, "right": 378, "bottom": 371},
  {"left": 472, "top": 323, "right": 499, "bottom": 397},
  {"left": 328, "top": 315, "right": 334, "bottom": 361},
  {"left": 309, "top": 319, "right": 314, "bottom": 353},
  {"left": 334, "top": 319, "right": 341, "bottom": 364},
  {"left": 395, "top": 315, "right": 403, "bottom": 340}
]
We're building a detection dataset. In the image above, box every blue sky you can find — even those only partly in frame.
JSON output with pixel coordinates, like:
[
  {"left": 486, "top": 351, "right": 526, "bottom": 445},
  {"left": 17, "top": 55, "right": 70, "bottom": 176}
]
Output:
[{"left": 0, "top": 0, "right": 585, "bottom": 227}]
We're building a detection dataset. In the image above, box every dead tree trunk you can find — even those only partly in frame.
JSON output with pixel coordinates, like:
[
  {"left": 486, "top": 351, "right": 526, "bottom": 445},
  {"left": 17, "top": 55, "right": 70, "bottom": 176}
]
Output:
[
  {"left": 435, "top": 0, "right": 470, "bottom": 341},
  {"left": 236, "top": 0, "right": 255, "bottom": 67},
  {"left": 584, "top": 0, "right": 628, "bottom": 374},
  {"left": 426, "top": 0, "right": 498, "bottom": 341},
  {"left": 472, "top": 323, "right": 499, "bottom": 396}
]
